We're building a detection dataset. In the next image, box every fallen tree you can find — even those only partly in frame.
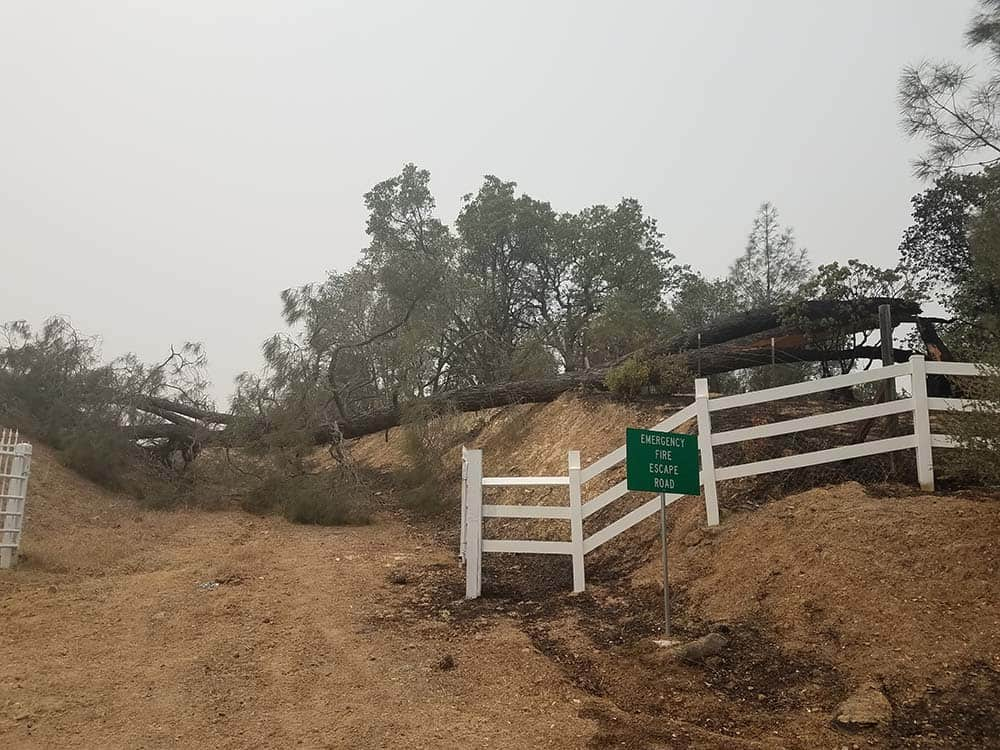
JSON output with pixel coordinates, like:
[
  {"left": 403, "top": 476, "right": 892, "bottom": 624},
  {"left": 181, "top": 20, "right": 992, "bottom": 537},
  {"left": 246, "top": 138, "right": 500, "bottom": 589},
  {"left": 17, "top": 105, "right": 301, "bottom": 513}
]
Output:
[
  {"left": 129, "top": 340, "right": 915, "bottom": 445},
  {"left": 659, "top": 297, "right": 921, "bottom": 352},
  {"left": 307, "top": 345, "right": 911, "bottom": 442},
  {"left": 130, "top": 296, "right": 926, "bottom": 447}
]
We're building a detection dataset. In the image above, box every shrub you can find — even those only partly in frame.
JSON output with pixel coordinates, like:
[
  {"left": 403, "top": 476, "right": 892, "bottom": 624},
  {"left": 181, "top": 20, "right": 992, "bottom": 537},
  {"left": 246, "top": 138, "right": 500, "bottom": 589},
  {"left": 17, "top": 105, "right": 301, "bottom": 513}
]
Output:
[
  {"left": 398, "top": 402, "right": 464, "bottom": 515},
  {"left": 652, "top": 355, "right": 691, "bottom": 394},
  {"left": 284, "top": 486, "right": 368, "bottom": 526},
  {"left": 604, "top": 354, "right": 692, "bottom": 399},
  {"left": 242, "top": 473, "right": 370, "bottom": 526},
  {"left": 937, "top": 348, "right": 1000, "bottom": 487},
  {"left": 134, "top": 464, "right": 234, "bottom": 512},
  {"left": 605, "top": 356, "right": 653, "bottom": 399},
  {"left": 59, "top": 427, "right": 134, "bottom": 490}
]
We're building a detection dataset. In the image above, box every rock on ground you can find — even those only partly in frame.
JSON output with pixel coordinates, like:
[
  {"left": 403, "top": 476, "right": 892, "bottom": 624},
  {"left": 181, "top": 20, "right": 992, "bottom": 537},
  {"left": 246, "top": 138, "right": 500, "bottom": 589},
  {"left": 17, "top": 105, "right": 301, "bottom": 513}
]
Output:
[
  {"left": 834, "top": 682, "right": 892, "bottom": 728},
  {"left": 676, "top": 632, "right": 729, "bottom": 664}
]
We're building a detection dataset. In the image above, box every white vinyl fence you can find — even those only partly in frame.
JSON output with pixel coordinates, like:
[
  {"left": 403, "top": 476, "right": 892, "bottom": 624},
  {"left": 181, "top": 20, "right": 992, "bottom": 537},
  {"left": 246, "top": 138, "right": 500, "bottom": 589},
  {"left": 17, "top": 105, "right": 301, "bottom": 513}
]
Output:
[
  {"left": 459, "top": 355, "right": 993, "bottom": 599},
  {"left": 0, "top": 428, "right": 32, "bottom": 569}
]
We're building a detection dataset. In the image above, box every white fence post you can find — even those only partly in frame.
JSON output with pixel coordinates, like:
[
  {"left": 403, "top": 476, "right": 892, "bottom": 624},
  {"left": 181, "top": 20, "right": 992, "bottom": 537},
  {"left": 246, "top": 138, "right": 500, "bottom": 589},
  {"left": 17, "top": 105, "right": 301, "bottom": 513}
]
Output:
[
  {"left": 909, "top": 355, "right": 935, "bottom": 492},
  {"left": 567, "top": 450, "right": 585, "bottom": 593},
  {"left": 695, "top": 378, "right": 720, "bottom": 526},
  {"left": 1, "top": 444, "right": 29, "bottom": 570},
  {"left": 16, "top": 443, "right": 30, "bottom": 559},
  {"left": 459, "top": 447, "right": 468, "bottom": 562},
  {"left": 464, "top": 448, "right": 483, "bottom": 599}
]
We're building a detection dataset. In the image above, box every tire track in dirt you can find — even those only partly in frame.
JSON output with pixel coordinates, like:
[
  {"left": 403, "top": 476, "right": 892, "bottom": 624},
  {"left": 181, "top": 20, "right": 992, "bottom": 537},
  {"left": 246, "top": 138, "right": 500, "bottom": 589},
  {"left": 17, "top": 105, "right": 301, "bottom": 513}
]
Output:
[{"left": 0, "top": 506, "right": 596, "bottom": 749}]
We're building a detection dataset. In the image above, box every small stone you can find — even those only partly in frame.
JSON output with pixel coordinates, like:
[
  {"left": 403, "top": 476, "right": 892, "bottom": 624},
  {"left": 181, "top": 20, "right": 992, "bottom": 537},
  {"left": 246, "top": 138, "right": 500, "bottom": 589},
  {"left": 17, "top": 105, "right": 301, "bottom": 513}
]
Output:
[
  {"left": 47, "top": 586, "right": 57, "bottom": 594},
  {"left": 683, "top": 529, "right": 704, "bottom": 547},
  {"left": 434, "top": 654, "right": 456, "bottom": 671},
  {"left": 676, "top": 632, "right": 729, "bottom": 664},
  {"left": 387, "top": 569, "right": 408, "bottom": 586},
  {"left": 653, "top": 638, "right": 682, "bottom": 648},
  {"left": 834, "top": 682, "right": 892, "bottom": 728}
]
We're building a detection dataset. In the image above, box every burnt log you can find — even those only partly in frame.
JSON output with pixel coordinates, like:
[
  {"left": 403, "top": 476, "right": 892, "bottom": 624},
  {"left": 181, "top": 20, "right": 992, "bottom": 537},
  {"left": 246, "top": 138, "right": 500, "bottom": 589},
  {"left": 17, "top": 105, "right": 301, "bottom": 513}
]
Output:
[{"left": 915, "top": 317, "right": 960, "bottom": 397}]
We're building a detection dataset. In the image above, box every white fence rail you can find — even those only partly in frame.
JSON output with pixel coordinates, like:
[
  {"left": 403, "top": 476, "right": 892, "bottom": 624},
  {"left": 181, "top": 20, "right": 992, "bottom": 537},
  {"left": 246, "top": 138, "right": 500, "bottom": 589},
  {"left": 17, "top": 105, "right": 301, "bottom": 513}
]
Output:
[
  {"left": 460, "top": 355, "right": 994, "bottom": 598},
  {"left": 0, "top": 428, "right": 32, "bottom": 569}
]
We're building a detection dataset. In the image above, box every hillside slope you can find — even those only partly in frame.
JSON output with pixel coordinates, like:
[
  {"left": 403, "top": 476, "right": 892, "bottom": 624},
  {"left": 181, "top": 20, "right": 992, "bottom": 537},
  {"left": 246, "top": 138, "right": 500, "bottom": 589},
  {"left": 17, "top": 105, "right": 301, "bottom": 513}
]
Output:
[
  {"left": 4, "top": 403, "right": 998, "bottom": 748},
  {"left": 351, "top": 392, "right": 1000, "bottom": 747}
]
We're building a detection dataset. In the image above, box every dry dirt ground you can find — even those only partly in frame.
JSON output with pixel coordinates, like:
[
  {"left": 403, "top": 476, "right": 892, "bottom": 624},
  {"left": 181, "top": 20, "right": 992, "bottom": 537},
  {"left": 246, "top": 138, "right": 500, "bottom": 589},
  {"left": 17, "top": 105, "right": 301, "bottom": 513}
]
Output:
[
  {"left": 3, "top": 419, "right": 1000, "bottom": 749},
  {"left": 0, "top": 445, "right": 595, "bottom": 749}
]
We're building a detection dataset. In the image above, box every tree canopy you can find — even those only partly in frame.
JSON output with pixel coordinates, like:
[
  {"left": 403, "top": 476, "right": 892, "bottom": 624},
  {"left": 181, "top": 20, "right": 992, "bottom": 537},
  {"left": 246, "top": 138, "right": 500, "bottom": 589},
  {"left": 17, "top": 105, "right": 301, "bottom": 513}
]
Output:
[{"left": 242, "top": 165, "right": 684, "bottom": 430}]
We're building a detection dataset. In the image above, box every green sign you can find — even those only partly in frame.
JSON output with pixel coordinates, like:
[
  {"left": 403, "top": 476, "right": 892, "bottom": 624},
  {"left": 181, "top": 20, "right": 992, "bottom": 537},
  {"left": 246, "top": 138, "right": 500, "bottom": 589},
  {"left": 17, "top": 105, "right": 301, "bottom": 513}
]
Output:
[{"left": 625, "top": 428, "right": 700, "bottom": 495}]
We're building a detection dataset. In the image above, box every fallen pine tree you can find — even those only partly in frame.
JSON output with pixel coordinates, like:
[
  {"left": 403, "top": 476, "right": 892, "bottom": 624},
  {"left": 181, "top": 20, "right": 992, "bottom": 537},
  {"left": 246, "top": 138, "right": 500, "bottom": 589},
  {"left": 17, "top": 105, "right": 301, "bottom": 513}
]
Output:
[{"left": 127, "top": 297, "right": 928, "bottom": 448}]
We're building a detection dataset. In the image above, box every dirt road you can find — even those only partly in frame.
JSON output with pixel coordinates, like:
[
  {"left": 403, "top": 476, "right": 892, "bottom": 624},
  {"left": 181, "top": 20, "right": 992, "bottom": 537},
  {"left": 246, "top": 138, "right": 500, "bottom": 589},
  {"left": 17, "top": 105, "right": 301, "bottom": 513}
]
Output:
[
  {"left": 0, "top": 466, "right": 595, "bottom": 748},
  {"left": 6, "top": 442, "right": 999, "bottom": 749}
]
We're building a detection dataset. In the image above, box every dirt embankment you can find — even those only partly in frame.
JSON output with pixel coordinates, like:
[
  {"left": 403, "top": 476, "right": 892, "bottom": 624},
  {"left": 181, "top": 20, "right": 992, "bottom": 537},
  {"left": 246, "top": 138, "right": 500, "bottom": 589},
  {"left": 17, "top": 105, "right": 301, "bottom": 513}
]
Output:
[
  {"left": 352, "top": 392, "right": 1000, "bottom": 748},
  {"left": 3, "top": 394, "right": 1000, "bottom": 749}
]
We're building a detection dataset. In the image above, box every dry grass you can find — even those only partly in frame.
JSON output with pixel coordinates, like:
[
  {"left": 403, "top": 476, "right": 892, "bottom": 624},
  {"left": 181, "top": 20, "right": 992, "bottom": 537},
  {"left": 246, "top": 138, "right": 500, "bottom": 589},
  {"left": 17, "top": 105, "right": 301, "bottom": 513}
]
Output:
[{"left": 15, "top": 442, "right": 198, "bottom": 575}]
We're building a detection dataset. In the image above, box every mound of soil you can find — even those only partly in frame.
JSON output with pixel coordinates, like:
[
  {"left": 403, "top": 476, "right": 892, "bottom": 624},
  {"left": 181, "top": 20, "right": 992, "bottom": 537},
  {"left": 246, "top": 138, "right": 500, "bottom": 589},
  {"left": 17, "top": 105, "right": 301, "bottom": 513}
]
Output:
[
  {"left": 648, "top": 481, "right": 1000, "bottom": 702},
  {"left": 350, "top": 393, "right": 1000, "bottom": 747}
]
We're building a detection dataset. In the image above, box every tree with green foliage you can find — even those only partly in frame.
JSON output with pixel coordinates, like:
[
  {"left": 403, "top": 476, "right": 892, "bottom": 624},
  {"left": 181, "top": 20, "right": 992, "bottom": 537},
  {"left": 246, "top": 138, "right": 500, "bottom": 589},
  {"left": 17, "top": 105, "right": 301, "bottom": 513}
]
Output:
[
  {"left": 272, "top": 164, "right": 460, "bottom": 441},
  {"left": 897, "top": 164, "right": 1000, "bottom": 359},
  {"left": 898, "top": 170, "right": 987, "bottom": 308},
  {"left": 966, "top": 171, "right": 1000, "bottom": 340},
  {"left": 728, "top": 202, "right": 811, "bottom": 309},
  {"left": 669, "top": 272, "right": 738, "bottom": 331},
  {"left": 454, "top": 175, "right": 557, "bottom": 383},
  {"left": 899, "top": 1, "right": 1000, "bottom": 177},
  {"left": 453, "top": 179, "right": 677, "bottom": 377},
  {"left": 725, "top": 202, "right": 812, "bottom": 390},
  {"left": 789, "top": 260, "right": 928, "bottom": 376},
  {"left": 542, "top": 199, "right": 676, "bottom": 369},
  {"left": 898, "top": 1, "right": 1000, "bottom": 353}
]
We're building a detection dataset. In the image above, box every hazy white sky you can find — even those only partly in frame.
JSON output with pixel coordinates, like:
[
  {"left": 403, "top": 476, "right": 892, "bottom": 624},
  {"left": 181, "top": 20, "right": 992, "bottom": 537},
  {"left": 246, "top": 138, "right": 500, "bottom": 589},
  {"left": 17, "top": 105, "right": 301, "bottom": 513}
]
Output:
[{"left": 0, "top": 1, "right": 985, "bottom": 405}]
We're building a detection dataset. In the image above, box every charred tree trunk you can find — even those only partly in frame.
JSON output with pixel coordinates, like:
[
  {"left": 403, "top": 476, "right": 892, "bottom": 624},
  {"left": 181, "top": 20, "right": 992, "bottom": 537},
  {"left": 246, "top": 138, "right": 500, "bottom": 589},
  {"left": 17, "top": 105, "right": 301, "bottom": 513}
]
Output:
[{"left": 916, "top": 317, "right": 960, "bottom": 397}]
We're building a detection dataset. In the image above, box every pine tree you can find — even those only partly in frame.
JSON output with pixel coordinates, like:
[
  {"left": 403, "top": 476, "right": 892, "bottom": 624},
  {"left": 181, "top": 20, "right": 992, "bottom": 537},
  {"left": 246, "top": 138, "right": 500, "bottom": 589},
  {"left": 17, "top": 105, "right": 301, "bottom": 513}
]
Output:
[{"left": 728, "top": 202, "right": 811, "bottom": 309}]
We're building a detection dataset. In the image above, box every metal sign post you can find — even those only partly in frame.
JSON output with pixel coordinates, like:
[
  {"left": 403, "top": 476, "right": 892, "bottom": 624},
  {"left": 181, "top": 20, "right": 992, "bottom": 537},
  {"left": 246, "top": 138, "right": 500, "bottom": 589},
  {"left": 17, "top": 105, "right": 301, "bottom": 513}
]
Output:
[
  {"left": 625, "top": 427, "right": 700, "bottom": 638},
  {"left": 658, "top": 492, "right": 670, "bottom": 637}
]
